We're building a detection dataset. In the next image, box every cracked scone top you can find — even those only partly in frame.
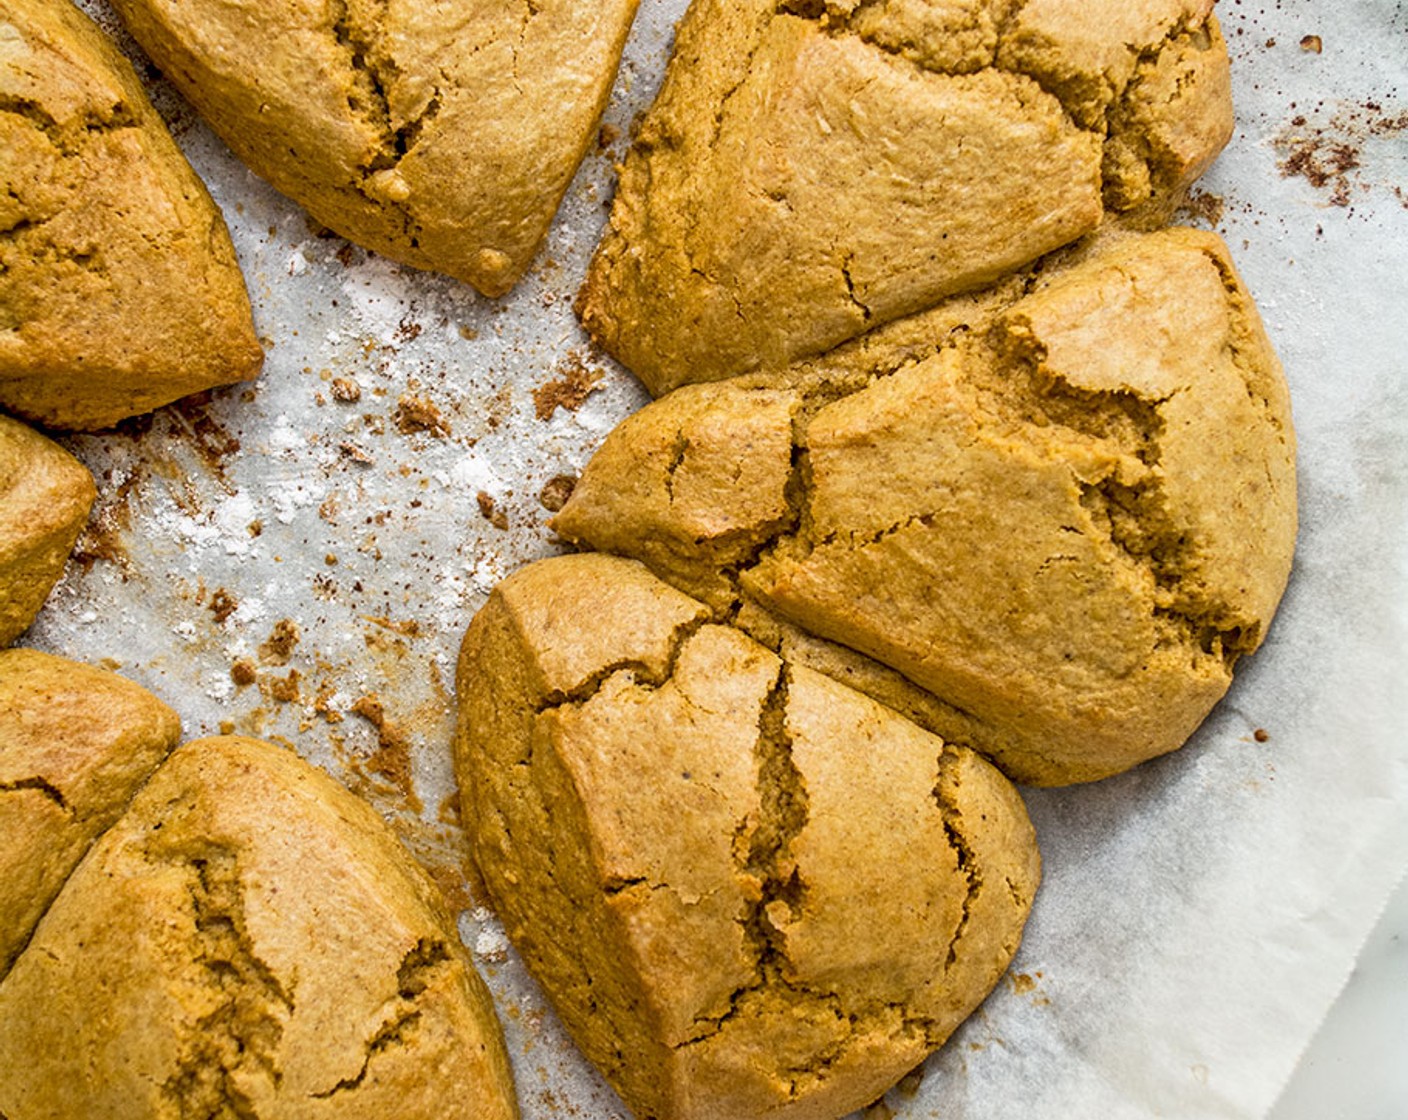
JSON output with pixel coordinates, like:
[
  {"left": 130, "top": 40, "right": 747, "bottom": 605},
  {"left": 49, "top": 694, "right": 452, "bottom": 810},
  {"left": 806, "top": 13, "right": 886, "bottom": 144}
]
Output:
[
  {"left": 0, "top": 650, "right": 180, "bottom": 977},
  {"left": 456, "top": 553, "right": 1040, "bottom": 1120},
  {"left": 0, "top": 414, "right": 96, "bottom": 646},
  {"left": 108, "top": 0, "right": 640, "bottom": 296},
  {"left": 556, "top": 228, "right": 1298, "bottom": 785},
  {"left": 578, "top": 0, "right": 1233, "bottom": 393},
  {"left": 0, "top": 0, "right": 263, "bottom": 430},
  {"left": 0, "top": 735, "right": 519, "bottom": 1120}
]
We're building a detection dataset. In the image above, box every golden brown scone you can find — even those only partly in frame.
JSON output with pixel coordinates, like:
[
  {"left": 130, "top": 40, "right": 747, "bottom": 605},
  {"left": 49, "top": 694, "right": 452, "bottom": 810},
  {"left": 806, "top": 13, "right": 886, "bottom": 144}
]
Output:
[
  {"left": 0, "top": 414, "right": 95, "bottom": 645},
  {"left": 0, "top": 0, "right": 263, "bottom": 431},
  {"left": 0, "top": 735, "right": 519, "bottom": 1120},
  {"left": 557, "top": 228, "right": 1298, "bottom": 785},
  {"left": 109, "top": 0, "right": 640, "bottom": 297},
  {"left": 578, "top": 0, "right": 1232, "bottom": 394},
  {"left": 456, "top": 554, "right": 1039, "bottom": 1120},
  {"left": 0, "top": 649, "right": 179, "bottom": 976}
]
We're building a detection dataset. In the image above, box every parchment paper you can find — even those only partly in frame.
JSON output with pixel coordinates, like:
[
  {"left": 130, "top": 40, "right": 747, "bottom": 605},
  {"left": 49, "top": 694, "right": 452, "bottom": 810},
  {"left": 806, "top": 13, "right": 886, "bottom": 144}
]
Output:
[{"left": 26, "top": 1, "right": 1408, "bottom": 1117}]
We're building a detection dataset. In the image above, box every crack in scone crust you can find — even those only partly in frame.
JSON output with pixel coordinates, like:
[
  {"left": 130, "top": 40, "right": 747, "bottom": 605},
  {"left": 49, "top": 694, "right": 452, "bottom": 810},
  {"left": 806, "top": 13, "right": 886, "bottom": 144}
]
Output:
[
  {"left": 558, "top": 227, "right": 1298, "bottom": 785},
  {"left": 456, "top": 555, "right": 1040, "bottom": 1120},
  {"left": 0, "top": 0, "right": 263, "bottom": 430},
  {"left": 0, "top": 737, "right": 518, "bottom": 1120},
  {"left": 579, "top": 0, "right": 1233, "bottom": 393},
  {"left": 106, "top": 0, "right": 639, "bottom": 295}
]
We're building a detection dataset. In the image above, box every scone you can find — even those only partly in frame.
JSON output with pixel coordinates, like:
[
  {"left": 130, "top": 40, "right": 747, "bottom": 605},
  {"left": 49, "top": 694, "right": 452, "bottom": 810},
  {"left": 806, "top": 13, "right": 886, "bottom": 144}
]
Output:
[
  {"left": 555, "top": 228, "right": 1298, "bottom": 785},
  {"left": 0, "top": 414, "right": 95, "bottom": 645},
  {"left": 110, "top": 0, "right": 640, "bottom": 296},
  {"left": 0, "top": 0, "right": 263, "bottom": 430},
  {"left": 0, "top": 735, "right": 519, "bottom": 1120},
  {"left": 0, "top": 649, "right": 180, "bottom": 976},
  {"left": 456, "top": 554, "right": 1039, "bottom": 1120},
  {"left": 578, "top": 0, "right": 1232, "bottom": 393}
]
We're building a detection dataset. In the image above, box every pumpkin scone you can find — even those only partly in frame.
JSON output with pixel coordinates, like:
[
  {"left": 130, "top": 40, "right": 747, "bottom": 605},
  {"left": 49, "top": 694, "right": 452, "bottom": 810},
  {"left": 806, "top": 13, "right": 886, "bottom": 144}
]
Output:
[
  {"left": 0, "top": 649, "right": 180, "bottom": 977},
  {"left": 0, "top": 414, "right": 95, "bottom": 645},
  {"left": 109, "top": 0, "right": 640, "bottom": 297},
  {"left": 0, "top": 0, "right": 263, "bottom": 431},
  {"left": 578, "top": 0, "right": 1233, "bottom": 393},
  {"left": 0, "top": 735, "right": 519, "bottom": 1120},
  {"left": 456, "top": 553, "right": 1040, "bottom": 1120},
  {"left": 556, "top": 228, "right": 1298, "bottom": 785}
]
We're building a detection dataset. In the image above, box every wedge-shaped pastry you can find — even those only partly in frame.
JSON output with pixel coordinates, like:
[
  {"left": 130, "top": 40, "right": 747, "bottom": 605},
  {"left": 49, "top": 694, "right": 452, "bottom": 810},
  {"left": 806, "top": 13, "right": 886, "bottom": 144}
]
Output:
[
  {"left": 0, "top": 414, "right": 95, "bottom": 644},
  {"left": 110, "top": 0, "right": 640, "bottom": 297},
  {"left": 0, "top": 649, "right": 180, "bottom": 976},
  {"left": 0, "top": 735, "right": 519, "bottom": 1120},
  {"left": 456, "top": 553, "right": 1039, "bottom": 1120},
  {"left": 0, "top": 0, "right": 263, "bottom": 430},
  {"left": 579, "top": 0, "right": 1232, "bottom": 393},
  {"left": 557, "top": 229, "right": 1298, "bottom": 785}
]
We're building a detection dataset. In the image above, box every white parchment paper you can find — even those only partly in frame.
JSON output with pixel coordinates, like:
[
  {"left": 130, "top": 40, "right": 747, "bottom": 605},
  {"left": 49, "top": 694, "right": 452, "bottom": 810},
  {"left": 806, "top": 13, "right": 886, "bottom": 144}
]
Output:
[{"left": 25, "top": 1, "right": 1408, "bottom": 1118}]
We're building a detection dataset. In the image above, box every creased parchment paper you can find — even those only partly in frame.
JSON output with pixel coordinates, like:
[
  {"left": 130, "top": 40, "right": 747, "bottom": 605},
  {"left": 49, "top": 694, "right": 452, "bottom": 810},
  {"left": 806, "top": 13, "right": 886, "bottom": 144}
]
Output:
[{"left": 22, "top": 1, "right": 1408, "bottom": 1117}]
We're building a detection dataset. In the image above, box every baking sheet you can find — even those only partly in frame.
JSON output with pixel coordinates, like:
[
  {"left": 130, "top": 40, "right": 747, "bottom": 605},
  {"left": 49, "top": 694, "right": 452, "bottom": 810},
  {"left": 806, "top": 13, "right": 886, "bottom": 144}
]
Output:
[{"left": 24, "top": 1, "right": 1408, "bottom": 1117}]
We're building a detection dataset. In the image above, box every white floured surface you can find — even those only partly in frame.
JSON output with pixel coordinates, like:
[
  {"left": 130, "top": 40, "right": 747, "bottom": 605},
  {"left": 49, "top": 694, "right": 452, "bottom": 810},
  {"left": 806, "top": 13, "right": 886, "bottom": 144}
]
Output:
[{"left": 22, "top": 2, "right": 1408, "bottom": 1119}]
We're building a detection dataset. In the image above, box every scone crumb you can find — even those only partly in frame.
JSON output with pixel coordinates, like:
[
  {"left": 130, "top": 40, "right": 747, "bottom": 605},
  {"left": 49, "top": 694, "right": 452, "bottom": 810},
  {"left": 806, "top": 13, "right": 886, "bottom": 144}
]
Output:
[
  {"left": 538, "top": 474, "right": 577, "bottom": 512},
  {"left": 477, "top": 492, "right": 510, "bottom": 531},
  {"left": 533, "top": 354, "right": 603, "bottom": 420}
]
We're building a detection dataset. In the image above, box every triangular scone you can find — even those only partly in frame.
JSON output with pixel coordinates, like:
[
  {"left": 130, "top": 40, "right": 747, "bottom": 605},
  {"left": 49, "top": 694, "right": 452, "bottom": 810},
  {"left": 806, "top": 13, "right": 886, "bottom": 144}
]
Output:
[
  {"left": 0, "top": 414, "right": 95, "bottom": 645},
  {"left": 558, "top": 229, "right": 1298, "bottom": 786},
  {"left": 579, "top": 0, "right": 1233, "bottom": 394},
  {"left": 0, "top": 650, "right": 180, "bottom": 977},
  {"left": 0, "top": 0, "right": 263, "bottom": 431},
  {"left": 457, "top": 554, "right": 1039, "bottom": 1120},
  {"left": 110, "top": 0, "right": 641, "bottom": 297},
  {"left": 0, "top": 736, "right": 520, "bottom": 1120}
]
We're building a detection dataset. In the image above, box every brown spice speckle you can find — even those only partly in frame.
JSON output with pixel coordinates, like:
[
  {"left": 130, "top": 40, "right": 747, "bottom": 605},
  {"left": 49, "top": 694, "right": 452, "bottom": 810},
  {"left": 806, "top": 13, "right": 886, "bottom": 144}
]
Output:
[{"left": 1254, "top": 728, "right": 1270, "bottom": 743}]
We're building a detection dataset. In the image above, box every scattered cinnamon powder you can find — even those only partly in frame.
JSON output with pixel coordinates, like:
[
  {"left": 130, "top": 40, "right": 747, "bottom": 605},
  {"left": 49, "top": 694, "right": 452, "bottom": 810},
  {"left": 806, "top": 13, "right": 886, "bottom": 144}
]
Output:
[
  {"left": 533, "top": 352, "right": 603, "bottom": 421},
  {"left": 1177, "top": 187, "right": 1225, "bottom": 228},
  {"left": 1276, "top": 101, "right": 1408, "bottom": 208}
]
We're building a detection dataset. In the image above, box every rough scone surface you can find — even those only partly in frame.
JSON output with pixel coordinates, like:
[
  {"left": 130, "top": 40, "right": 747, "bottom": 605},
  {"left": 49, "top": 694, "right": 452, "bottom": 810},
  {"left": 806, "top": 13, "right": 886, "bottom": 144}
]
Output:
[
  {"left": 0, "top": 735, "right": 519, "bottom": 1120},
  {"left": 556, "top": 228, "right": 1298, "bottom": 785},
  {"left": 0, "top": 0, "right": 263, "bottom": 430},
  {"left": 110, "top": 0, "right": 640, "bottom": 296},
  {"left": 579, "top": 0, "right": 1233, "bottom": 392},
  {"left": 0, "top": 414, "right": 95, "bottom": 645},
  {"left": 0, "top": 649, "right": 180, "bottom": 976},
  {"left": 456, "top": 553, "right": 1039, "bottom": 1120}
]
